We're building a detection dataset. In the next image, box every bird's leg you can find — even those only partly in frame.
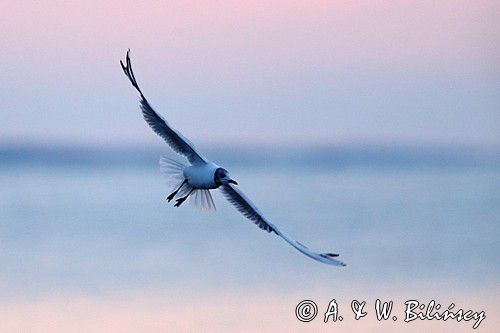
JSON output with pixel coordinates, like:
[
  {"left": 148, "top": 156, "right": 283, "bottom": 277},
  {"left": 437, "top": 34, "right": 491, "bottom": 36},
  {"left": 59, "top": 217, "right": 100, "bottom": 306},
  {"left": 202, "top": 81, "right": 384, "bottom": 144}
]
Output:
[
  {"left": 167, "top": 179, "right": 188, "bottom": 202},
  {"left": 174, "top": 187, "right": 195, "bottom": 207}
]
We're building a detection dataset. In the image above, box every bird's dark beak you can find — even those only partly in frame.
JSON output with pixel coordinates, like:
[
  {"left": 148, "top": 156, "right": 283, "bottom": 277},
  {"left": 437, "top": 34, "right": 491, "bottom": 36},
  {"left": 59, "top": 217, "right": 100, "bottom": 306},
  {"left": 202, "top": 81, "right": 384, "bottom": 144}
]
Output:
[{"left": 228, "top": 179, "right": 238, "bottom": 185}]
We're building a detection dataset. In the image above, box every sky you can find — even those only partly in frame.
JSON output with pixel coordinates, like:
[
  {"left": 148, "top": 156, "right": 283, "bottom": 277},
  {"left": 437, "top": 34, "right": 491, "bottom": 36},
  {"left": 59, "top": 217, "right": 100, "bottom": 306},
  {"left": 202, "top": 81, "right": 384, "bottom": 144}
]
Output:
[
  {"left": 1, "top": 3, "right": 499, "bottom": 332},
  {"left": 1, "top": 1, "right": 499, "bottom": 148}
]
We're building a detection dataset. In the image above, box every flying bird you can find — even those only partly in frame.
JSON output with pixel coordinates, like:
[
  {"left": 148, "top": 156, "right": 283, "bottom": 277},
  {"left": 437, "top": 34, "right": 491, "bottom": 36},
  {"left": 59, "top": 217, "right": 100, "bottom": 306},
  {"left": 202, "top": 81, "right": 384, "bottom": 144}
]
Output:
[{"left": 120, "top": 50, "right": 345, "bottom": 266}]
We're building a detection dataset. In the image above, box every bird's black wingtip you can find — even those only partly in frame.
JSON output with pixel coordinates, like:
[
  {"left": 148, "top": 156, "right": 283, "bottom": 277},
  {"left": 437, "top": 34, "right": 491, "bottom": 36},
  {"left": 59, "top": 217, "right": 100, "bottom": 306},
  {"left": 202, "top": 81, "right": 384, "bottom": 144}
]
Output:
[
  {"left": 120, "top": 49, "right": 145, "bottom": 98},
  {"left": 320, "top": 252, "right": 346, "bottom": 266},
  {"left": 119, "top": 59, "right": 126, "bottom": 73},
  {"left": 121, "top": 49, "right": 130, "bottom": 67}
]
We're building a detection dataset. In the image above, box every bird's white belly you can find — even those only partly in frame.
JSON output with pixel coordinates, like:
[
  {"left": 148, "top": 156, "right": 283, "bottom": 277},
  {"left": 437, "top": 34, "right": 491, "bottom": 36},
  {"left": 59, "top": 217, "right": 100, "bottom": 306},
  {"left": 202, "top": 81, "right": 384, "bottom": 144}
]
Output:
[{"left": 183, "top": 163, "right": 219, "bottom": 189}]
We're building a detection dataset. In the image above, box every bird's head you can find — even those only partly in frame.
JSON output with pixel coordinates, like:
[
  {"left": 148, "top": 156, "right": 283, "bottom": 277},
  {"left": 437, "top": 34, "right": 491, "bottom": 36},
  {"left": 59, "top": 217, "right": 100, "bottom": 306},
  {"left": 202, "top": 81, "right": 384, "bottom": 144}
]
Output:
[{"left": 214, "top": 167, "right": 238, "bottom": 186}]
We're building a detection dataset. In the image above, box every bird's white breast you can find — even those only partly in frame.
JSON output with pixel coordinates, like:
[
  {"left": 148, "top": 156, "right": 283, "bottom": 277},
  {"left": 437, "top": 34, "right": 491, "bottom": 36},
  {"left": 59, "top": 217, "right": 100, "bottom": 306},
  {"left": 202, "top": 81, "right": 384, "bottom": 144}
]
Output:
[{"left": 183, "top": 163, "right": 219, "bottom": 189}]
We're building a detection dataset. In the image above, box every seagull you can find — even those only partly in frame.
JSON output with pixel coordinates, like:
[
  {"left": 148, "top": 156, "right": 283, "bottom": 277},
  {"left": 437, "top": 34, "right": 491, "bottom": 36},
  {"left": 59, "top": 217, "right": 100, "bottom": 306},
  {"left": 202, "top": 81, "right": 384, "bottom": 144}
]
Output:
[{"left": 120, "top": 50, "right": 345, "bottom": 266}]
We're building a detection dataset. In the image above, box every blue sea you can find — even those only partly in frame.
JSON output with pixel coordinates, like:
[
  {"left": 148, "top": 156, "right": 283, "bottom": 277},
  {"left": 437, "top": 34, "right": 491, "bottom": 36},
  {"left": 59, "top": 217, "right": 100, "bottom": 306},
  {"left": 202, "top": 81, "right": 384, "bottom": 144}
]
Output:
[{"left": 0, "top": 146, "right": 498, "bottom": 331}]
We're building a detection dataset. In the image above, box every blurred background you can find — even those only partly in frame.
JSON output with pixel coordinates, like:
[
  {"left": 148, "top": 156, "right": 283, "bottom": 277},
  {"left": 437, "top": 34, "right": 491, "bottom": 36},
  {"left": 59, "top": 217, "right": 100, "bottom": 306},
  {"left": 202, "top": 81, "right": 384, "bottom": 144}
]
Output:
[{"left": 0, "top": 1, "right": 499, "bottom": 332}]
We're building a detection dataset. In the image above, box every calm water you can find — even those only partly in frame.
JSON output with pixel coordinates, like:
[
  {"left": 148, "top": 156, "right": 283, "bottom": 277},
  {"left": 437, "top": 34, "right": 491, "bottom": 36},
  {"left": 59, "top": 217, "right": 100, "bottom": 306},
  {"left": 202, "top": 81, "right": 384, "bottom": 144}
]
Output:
[{"left": 0, "top": 149, "right": 499, "bottom": 331}]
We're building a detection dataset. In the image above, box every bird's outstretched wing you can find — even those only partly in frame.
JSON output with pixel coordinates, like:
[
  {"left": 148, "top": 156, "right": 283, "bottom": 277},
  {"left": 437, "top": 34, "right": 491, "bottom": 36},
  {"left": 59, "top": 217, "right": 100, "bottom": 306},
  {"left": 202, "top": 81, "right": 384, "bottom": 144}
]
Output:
[
  {"left": 121, "top": 50, "right": 207, "bottom": 165},
  {"left": 220, "top": 184, "right": 346, "bottom": 266}
]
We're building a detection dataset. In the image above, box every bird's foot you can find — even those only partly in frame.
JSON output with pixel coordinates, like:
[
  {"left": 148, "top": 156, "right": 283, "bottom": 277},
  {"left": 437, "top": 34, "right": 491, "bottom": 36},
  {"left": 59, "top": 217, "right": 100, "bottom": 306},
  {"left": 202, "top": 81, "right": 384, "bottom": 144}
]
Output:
[
  {"left": 166, "top": 192, "right": 177, "bottom": 202},
  {"left": 174, "top": 197, "right": 186, "bottom": 207}
]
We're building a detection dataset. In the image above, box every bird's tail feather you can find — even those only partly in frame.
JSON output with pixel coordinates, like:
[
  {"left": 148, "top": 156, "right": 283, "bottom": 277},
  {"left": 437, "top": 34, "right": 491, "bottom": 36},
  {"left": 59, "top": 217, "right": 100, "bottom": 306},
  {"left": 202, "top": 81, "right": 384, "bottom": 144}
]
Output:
[
  {"left": 191, "top": 189, "right": 216, "bottom": 211},
  {"left": 160, "top": 156, "right": 186, "bottom": 188},
  {"left": 159, "top": 156, "right": 216, "bottom": 211}
]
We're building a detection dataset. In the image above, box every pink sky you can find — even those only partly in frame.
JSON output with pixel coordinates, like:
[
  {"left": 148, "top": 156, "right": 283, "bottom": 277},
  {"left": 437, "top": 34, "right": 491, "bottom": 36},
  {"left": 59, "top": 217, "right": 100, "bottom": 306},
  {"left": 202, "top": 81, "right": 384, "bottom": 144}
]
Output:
[
  {"left": 1, "top": 288, "right": 498, "bottom": 332},
  {"left": 1, "top": 1, "right": 498, "bottom": 146}
]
